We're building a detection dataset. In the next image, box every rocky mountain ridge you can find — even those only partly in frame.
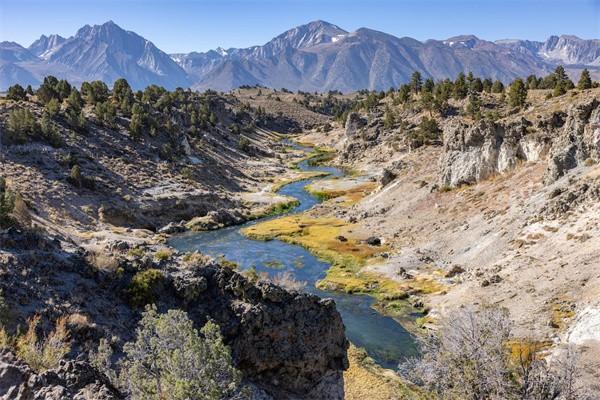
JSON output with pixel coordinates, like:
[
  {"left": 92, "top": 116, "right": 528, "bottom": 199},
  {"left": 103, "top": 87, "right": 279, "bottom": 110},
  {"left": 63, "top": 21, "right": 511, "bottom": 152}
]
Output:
[{"left": 1, "top": 20, "right": 598, "bottom": 91}]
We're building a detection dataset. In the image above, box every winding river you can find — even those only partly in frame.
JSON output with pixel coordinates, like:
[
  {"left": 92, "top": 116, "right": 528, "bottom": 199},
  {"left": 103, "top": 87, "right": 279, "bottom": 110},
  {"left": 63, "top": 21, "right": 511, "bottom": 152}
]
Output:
[{"left": 169, "top": 144, "right": 417, "bottom": 369}]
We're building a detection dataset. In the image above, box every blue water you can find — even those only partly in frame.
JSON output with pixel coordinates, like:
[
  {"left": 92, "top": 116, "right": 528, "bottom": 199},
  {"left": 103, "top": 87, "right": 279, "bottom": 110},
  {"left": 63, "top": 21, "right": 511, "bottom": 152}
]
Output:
[{"left": 169, "top": 145, "right": 417, "bottom": 368}]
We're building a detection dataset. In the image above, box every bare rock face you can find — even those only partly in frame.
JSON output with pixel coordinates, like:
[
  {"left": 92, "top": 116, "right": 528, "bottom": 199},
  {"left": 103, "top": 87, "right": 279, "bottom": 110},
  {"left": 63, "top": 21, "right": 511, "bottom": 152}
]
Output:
[
  {"left": 0, "top": 349, "right": 123, "bottom": 400},
  {"left": 345, "top": 112, "right": 367, "bottom": 138},
  {"left": 439, "top": 98, "right": 600, "bottom": 188},
  {"left": 545, "top": 98, "right": 600, "bottom": 183},
  {"left": 440, "top": 118, "right": 548, "bottom": 187}
]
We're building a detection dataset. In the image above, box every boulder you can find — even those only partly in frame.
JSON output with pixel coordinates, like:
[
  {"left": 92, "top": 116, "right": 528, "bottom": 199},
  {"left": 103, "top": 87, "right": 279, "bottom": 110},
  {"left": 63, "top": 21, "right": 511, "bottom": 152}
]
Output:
[
  {"left": 344, "top": 112, "right": 367, "bottom": 137},
  {"left": 158, "top": 221, "right": 186, "bottom": 234},
  {"left": 365, "top": 236, "right": 381, "bottom": 246},
  {"left": 0, "top": 349, "right": 123, "bottom": 400}
]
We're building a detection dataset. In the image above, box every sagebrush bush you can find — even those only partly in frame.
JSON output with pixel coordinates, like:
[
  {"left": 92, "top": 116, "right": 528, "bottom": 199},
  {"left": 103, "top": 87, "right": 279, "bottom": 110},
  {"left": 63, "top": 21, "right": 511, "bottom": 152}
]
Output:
[
  {"left": 399, "top": 306, "right": 588, "bottom": 399},
  {"left": 121, "top": 305, "right": 240, "bottom": 400},
  {"left": 127, "top": 269, "right": 164, "bottom": 307}
]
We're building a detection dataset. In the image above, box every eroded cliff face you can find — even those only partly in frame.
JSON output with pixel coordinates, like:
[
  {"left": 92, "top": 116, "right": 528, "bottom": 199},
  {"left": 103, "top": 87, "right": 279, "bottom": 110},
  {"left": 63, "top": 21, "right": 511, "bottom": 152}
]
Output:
[
  {"left": 545, "top": 98, "right": 600, "bottom": 183},
  {"left": 0, "top": 229, "right": 349, "bottom": 399},
  {"left": 440, "top": 98, "right": 600, "bottom": 188},
  {"left": 439, "top": 118, "right": 549, "bottom": 187}
]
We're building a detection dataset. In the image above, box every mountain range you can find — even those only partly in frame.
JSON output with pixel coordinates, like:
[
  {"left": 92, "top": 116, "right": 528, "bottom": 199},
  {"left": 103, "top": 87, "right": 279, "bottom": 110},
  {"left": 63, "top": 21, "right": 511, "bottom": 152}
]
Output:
[{"left": 1, "top": 20, "right": 598, "bottom": 92}]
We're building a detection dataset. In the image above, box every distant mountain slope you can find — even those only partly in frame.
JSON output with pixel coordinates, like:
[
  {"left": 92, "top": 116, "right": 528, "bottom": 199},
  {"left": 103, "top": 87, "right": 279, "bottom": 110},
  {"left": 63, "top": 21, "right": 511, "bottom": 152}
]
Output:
[
  {"left": 1, "top": 20, "right": 598, "bottom": 91},
  {"left": 179, "top": 21, "right": 599, "bottom": 92},
  {"left": 1, "top": 21, "right": 189, "bottom": 90}
]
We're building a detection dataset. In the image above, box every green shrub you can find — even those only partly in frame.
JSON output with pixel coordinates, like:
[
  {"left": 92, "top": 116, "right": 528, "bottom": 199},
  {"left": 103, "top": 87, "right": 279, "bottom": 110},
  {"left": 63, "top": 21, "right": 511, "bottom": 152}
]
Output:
[
  {"left": 0, "top": 289, "right": 9, "bottom": 326},
  {"left": 408, "top": 117, "right": 441, "bottom": 148},
  {"left": 121, "top": 305, "right": 240, "bottom": 400},
  {"left": 67, "top": 165, "right": 95, "bottom": 189},
  {"left": 127, "top": 247, "right": 146, "bottom": 258},
  {"left": 45, "top": 98, "right": 60, "bottom": 117},
  {"left": 6, "top": 108, "right": 39, "bottom": 144},
  {"left": 39, "top": 113, "right": 62, "bottom": 147},
  {"left": 94, "top": 101, "right": 117, "bottom": 126},
  {"left": 127, "top": 269, "right": 165, "bottom": 307},
  {"left": 0, "top": 177, "right": 15, "bottom": 228},
  {"left": 238, "top": 136, "right": 250, "bottom": 151}
]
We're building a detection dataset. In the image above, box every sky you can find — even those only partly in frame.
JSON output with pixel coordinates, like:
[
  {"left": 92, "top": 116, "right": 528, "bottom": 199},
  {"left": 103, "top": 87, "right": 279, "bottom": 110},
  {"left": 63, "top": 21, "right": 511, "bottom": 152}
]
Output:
[{"left": 1, "top": 0, "right": 599, "bottom": 53}]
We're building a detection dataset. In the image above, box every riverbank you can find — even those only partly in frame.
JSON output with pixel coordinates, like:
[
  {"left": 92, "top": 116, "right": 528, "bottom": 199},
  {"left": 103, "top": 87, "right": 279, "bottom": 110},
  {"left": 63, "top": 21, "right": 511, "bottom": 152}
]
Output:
[{"left": 241, "top": 146, "right": 447, "bottom": 333}]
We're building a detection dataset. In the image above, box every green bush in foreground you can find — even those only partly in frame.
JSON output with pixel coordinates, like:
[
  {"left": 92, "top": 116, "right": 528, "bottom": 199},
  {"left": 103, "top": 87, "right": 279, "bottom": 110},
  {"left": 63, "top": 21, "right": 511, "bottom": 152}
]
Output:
[{"left": 121, "top": 305, "right": 240, "bottom": 400}]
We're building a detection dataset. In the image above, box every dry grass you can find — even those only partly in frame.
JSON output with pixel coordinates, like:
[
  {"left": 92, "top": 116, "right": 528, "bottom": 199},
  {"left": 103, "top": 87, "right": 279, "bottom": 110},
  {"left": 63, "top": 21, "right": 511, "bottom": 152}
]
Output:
[
  {"left": 271, "top": 171, "right": 329, "bottom": 192},
  {"left": 86, "top": 249, "right": 120, "bottom": 271},
  {"left": 154, "top": 247, "right": 173, "bottom": 261},
  {"left": 306, "top": 181, "right": 377, "bottom": 206},
  {"left": 242, "top": 214, "right": 444, "bottom": 306},
  {"left": 270, "top": 271, "right": 307, "bottom": 291},
  {"left": 14, "top": 315, "right": 71, "bottom": 371},
  {"left": 344, "top": 345, "right": 429, "bottom": 400}
]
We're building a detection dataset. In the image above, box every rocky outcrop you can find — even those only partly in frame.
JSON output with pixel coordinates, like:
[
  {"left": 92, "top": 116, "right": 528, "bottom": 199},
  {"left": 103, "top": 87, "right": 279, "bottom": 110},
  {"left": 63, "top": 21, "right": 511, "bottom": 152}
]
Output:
[
  {"left": 187, "top": 266, "right": 349, "bottom": 398},
  {"left": 0, "top": 349, "right": 123, "bottom": 400},
  {"left": 545, "top": 99, "right": 600, "bottom": 183},
  {"left": 0, "top": 229, "right": 348, "bottom": 399},
  {"left": 344, "top": 112, "right": 367, "bottom": 138},
  {"left": 440, "top": 118, "right": 549, "bottom": 187},
  {"left": 439, "top": 98, "right": 600, "bottom": 188}
]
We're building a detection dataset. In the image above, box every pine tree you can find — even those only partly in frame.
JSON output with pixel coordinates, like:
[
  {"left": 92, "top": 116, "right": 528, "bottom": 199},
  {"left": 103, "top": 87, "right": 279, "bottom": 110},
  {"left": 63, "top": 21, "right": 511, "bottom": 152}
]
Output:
[
  {"left": 508, "top": 78, "right": 528, "bottom": 108},
  {"left": 470, "top": 78, "right": 483, "bottom": 93},
  {"left": 383, "top": 105, "right": 396, "bottom": 129},
  {"left": 398, "top": 84, "right": 411, "bottom": 103},
  {"left": 113, "top": 78, "right": 134, "bottom": 113},
  {"left": 482, "top": 78, "right": 493, "bottom": 93},
  {"left": 423, "top": 78, "right": 435, "bottom": 94},
  {"left": 421, "top": 90, "right": 435, "bottom": 116},
  {"left": 466, "top": 91, "right": 482, "bottom": 119},
  {"left": 36, "top": 76, "right": 59, "bottom": 104},
  {"left": 45, "top": 98, "right": 60, "bottom": 117},
  {"left": 577, "top": 69, "right": 592, "bottom": 90},
  {"left": 491, "top": 80, "right": 504, "bottom": 94},
  {"left": 6, "top": 84, "right": 27, "bottom": 101},
  {"left": 410, "top": 71, "right": 422, "bottom": 94},
  {"left": 552, "top": 65, "right": 574, "bottom": 96},
  {"left": 453, "top": 73, "right": 468, "bottom": 99}
]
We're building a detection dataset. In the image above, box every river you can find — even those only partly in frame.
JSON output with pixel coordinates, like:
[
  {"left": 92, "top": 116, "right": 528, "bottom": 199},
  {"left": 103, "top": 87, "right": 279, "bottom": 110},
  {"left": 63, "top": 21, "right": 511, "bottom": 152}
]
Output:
[{"left": 168, "top": 144, "right": 417, "bottom": 369}]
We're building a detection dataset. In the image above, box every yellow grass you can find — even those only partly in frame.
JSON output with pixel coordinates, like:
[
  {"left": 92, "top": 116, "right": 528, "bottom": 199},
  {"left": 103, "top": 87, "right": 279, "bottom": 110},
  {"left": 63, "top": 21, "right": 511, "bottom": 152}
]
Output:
[
  {"left": 344, "top": 345, "right": 430, "bottom": 400},
  {"left": 242, "top": 214, "right": 444, "bottom": 306}
]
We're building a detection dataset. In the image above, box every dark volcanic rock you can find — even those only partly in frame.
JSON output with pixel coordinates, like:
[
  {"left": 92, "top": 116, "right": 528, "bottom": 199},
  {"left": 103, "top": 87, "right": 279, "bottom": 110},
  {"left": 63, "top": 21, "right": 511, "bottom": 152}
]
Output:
[
  {"left": 0, "top": 229, "right": 349, "bottom": 399},
  {"left": 0, "top": 349, "right": 123, "bottom": 400},
  {"left": 365, "top": 236, "right": 381, "bottom": 246}
]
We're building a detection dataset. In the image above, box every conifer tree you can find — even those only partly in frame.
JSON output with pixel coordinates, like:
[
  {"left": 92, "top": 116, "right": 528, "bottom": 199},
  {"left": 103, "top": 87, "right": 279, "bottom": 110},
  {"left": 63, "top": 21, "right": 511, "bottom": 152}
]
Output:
[
  {"left": 410, "top": 71, "right": 422, "bottom": 94},
  {"left": 508, "top": 78, "right": 527, "bottom": 108},
  {"left": 577, "top": 69, "right": 592, "bottom": 90}
]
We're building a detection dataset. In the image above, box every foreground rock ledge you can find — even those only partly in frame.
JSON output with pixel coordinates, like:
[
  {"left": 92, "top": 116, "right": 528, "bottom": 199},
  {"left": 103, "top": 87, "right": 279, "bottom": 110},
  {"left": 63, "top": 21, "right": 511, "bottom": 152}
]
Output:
[{"left": 0, "top": 229, "right": 349, "bottom": 399}]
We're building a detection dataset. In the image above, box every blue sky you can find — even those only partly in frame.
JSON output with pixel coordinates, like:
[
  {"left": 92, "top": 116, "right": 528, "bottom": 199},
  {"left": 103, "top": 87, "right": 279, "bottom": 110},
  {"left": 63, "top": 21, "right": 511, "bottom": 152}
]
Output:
[{"left": 1, "top": 0, "right": 599, "bottom": 53}]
